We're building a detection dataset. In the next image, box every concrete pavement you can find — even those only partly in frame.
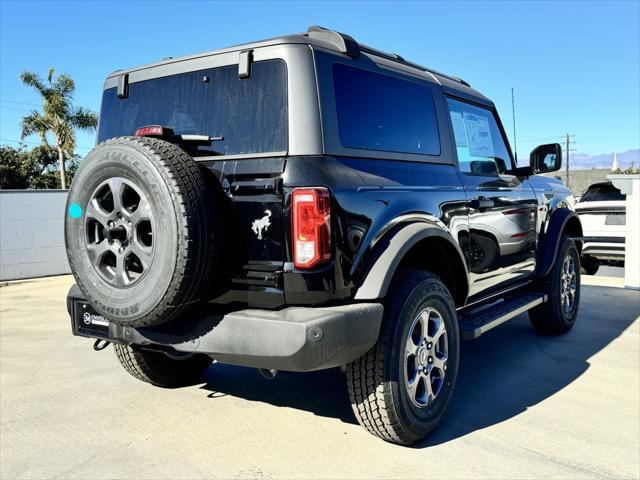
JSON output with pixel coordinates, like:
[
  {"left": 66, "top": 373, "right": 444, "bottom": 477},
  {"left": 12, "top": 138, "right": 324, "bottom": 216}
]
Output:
[{"left": 1, "top": 274, "right": 639, "bottom": 479}]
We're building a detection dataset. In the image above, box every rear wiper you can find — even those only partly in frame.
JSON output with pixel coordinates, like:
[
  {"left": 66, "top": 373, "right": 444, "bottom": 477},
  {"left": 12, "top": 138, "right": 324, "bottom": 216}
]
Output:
[
  {"left": 135, "top": 126, "right": 223, "bottom": 145},
  {"left": 133, "top": 126, "right": 224, "bottom": 154},
  {"left": 173, "top": 134, "right": 224, "bottom": 146}
]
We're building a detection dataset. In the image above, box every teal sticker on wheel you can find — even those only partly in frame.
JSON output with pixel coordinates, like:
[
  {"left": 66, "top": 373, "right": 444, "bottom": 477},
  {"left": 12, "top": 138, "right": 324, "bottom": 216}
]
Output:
[{"left": 68, "top": 203, "right": 83, "bottom": 219}]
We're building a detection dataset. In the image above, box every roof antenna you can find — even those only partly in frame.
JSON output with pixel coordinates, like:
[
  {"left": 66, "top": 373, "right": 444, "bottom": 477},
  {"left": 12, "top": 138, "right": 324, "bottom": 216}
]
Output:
[
  {"left": 511, "top": 87, "right": 518, "bottom": 164},
  {"left": 511, "top": 87, "right": 518, "bottom": 162}
]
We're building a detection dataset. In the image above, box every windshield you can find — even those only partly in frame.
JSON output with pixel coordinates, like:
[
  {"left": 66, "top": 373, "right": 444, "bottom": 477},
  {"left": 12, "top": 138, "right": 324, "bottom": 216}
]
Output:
[
  {"left": 98, "top": 60, "right": 288, "bottom": 157},
  {"left": 579, "top": 183, "right": 625, "bottom": 202}
]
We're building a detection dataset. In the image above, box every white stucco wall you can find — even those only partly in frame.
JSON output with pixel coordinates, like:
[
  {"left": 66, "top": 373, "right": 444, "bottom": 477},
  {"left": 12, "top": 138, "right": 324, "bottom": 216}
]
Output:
[
  {"left": 608, "top": 174, "right": 640, "bottom": 290},
  {"left": 0, "top": 190, "right": 70, "bottom": 281}
]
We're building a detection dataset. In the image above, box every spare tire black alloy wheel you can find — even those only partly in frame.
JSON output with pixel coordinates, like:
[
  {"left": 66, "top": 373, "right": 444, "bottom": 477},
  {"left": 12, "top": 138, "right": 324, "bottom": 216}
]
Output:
[
  {"left": 86, "top": 177, "right": 154, "bottom": 287},
  {"left": 66, "top": 137, "right": 219, "bottom": 328}
]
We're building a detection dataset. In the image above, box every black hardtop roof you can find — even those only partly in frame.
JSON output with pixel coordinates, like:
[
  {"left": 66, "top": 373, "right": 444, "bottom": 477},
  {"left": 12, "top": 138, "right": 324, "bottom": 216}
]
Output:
[
  {"left": 585, "top": 181, "right": 617, "bottom": 189},
  {"left": 107, "top": 26, "right": 492, "bottom": 106}
]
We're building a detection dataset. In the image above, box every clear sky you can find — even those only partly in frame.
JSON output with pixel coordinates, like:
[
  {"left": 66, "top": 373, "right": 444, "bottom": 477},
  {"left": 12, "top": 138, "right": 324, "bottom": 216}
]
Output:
[{"left": 1, "top": 0, "right": 639, "bottom": 159}]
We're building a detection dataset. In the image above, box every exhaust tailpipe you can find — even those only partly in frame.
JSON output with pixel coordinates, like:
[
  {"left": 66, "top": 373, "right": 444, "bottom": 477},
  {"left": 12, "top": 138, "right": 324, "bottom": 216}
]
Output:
[{"left": 258, "top": 368, "right": 278, "bottom": 380}]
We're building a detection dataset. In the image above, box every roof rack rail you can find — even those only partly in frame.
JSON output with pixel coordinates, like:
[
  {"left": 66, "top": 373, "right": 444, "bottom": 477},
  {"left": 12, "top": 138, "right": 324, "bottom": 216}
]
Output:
[
  {"left": 306, "top": 25, "right": 359, "bottom": 58},
  {"left": 358, "top": 44, "right": 471, "bottom": 87},
  {"left": 305, "top": 26, "right": 470, "bottom": 87}
]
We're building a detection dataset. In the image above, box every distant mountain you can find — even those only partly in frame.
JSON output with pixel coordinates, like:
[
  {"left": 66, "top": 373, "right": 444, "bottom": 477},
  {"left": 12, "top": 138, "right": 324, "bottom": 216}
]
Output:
[{"left": 569, "top": 149, "right": 639, "bottom": 170}]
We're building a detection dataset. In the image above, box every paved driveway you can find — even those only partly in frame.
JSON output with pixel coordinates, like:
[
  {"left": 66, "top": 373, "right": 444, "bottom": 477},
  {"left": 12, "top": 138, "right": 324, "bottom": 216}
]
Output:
[{"left": 1, "top": 275, "right": 638, "bottom": 479}]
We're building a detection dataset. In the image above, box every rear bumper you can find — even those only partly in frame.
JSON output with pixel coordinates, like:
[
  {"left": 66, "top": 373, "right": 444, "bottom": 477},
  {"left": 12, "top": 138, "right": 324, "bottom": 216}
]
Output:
[
  {"left": 574, "top": 236, "right": 626, "bottom": 260},
  {"left": 67, "top": 285, "right": 383, "bottom": 372}
]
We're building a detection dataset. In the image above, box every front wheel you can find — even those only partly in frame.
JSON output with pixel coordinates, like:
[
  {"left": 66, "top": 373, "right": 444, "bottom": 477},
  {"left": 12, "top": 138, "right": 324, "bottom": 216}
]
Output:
[
  {"left": 345, "top": 270, "right": 460, "bottom": 445},
  {"left": 529, "top": 236, "right": 581, "bottom": 335}
]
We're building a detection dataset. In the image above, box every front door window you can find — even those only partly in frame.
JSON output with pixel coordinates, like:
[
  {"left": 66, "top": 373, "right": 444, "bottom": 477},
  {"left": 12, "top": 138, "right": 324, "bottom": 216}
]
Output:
[{"left": 447, "top": 98, "right": 512, "bottom": 176}]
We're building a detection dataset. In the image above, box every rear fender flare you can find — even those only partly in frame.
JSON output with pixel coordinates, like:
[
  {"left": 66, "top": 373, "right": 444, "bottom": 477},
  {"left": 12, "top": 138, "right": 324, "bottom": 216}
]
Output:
[{"left": 354, "top": 223, "right": 469, "bottom": 303}]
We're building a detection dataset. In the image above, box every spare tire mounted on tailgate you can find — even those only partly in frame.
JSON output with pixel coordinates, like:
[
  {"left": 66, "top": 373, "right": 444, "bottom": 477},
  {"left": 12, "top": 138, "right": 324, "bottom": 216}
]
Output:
[{"left": 65, "top": 136, "right": 219, "bottom": 328}]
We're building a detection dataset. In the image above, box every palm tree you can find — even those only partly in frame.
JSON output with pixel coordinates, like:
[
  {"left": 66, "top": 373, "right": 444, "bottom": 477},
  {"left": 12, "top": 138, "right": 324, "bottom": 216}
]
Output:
[{"left": 20, "top": 68, "right": 98, "bottom": 189}]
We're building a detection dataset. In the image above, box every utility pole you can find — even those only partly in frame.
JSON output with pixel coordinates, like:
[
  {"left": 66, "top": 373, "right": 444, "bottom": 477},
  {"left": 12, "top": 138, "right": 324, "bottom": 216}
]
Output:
[
  {"left": 511, "top": 88, "right": 518, "bottom": 163},
  {"left": 564, "top": 133, "right": 577, "bottom": 190}
]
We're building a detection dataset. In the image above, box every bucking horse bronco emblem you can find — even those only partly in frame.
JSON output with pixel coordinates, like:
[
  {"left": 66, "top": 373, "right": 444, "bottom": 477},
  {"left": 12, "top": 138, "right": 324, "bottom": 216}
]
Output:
[{"left": 252, "top": 210, "right": 272, "bottom": 240}]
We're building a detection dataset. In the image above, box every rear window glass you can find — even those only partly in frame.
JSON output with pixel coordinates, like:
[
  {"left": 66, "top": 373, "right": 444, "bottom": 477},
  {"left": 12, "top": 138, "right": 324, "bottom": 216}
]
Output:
[
  {"left": 98, "top": 60, "right": 287, "bottom": 156},
  {"left": 332, "top": 64, "right": 440, "bottom": 155},
  {"left": 579, "top": 184, "right": 625, "bottom": 202}
]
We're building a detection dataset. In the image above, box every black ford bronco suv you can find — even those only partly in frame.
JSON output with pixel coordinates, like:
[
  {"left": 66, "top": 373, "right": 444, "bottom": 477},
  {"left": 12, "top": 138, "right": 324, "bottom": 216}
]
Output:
[{"left": 65, "top": 26, "right": 583, "bottom": 445}]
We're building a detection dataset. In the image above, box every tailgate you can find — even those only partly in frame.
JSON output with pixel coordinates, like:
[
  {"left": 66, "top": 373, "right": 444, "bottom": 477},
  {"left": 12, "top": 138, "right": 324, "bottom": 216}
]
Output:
[{"left": 205, "top": 158, "right": 287, "bottom": 298}]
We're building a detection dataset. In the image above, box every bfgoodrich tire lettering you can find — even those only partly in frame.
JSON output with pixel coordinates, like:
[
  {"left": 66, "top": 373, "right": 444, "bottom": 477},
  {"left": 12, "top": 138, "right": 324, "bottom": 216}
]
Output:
[
  {"left": 65, "top": 137, "right": 220, "bottom": 328},
  {"left": 345, "top": 270, "right": 460, "bottom": 445}
]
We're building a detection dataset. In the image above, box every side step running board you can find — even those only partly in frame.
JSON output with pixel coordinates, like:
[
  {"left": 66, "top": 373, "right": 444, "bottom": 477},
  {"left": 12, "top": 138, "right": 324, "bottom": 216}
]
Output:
[{"left": 459, "top": 292, "right": 547, "bottom": 340}]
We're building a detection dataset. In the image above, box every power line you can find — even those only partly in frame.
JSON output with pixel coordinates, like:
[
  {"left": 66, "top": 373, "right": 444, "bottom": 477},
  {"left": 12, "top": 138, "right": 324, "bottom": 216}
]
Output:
[
  {"left": 0, "top": 138, "right": 93, "bottom": 150},
  {"left": 511, "top": 87, "right": 517, "bottom": 162},
  {"left": 0, "top": 105, "right": 33, "bottom": 112},
  {"left": 518, "top": 135, "right": 565, "bottom": 143},
  {"left": 0, "top": 99, "right": 41, "bottom": 107}
]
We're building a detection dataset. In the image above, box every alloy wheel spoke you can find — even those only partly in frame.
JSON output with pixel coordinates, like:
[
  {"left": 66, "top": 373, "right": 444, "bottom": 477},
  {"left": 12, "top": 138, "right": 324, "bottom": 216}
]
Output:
[
  {"left": 405, "top": 338, "right": 419, "bottom": 357},
  {"left": 130, "top": 242, "right": 153, "bottom": 270},
  {"left": 432, "top": 353, "right": 447, "bottom": 373},
  {"left": 86, "top": 240, "right": 110, "bottom": 266},
  {"left": 424, "top": 375, "right": 434, "bottom": 404},
  {"left": 114, "top": 253, "right": 129, "bottom": 287},
  {"left": 407, "top": 376, "right": 420, "bottom": 401},
  {"left": 430, "top": 316, "right": 446, "bottom": 343},
  {"left": 85, "top": 199, "right": 112, "bottom": 228},
  {"left": 108, "top": 177, "right": 125, "bottom": 213},
  {"left": 418, "top": 309, "right": 430, "bottom": 339},
  {"left": 127, "top": 197, "right": 152, "bottom": 226}
]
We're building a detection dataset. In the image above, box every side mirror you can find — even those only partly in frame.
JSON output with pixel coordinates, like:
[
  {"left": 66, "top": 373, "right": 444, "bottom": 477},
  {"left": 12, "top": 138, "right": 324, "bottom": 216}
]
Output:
[{"left": 530, "top": 143, "right": 562, "bottom": 174}]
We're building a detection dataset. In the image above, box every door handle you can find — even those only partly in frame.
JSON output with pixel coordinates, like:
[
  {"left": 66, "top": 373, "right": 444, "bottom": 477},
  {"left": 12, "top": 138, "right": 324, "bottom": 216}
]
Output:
[{"left": 470, "top": 196, "right": 495, "bottom": 210}]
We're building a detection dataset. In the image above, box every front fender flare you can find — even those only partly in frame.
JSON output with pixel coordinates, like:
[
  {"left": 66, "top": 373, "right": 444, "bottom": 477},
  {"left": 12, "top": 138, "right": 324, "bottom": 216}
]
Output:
[
  {"left": 354, "top": 222, "right": 469, "bottom": 302},
  {"left": 536, "top": 209, "right": 583, "bottom": 278}
]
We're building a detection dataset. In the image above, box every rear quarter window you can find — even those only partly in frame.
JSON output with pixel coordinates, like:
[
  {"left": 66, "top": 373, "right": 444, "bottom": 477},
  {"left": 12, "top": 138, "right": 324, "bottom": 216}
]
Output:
[
  {"left": 332, "top": 63, "right": 440, "bottom": 156},
  {"left": 98, "top": 59, "right": 287, "bottom": 156}
]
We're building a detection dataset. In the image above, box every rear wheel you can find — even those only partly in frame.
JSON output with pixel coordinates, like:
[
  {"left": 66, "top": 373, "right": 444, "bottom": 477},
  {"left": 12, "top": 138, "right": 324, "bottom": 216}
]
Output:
[
  {"left": 345, "top": 270, "right": 460, "bottom": 445},
  {"left": 529, "top": 236, "right": 581, "bottom": 335},
  {"left": 114, "top": 344, "right": 213, "bottom": 388}
]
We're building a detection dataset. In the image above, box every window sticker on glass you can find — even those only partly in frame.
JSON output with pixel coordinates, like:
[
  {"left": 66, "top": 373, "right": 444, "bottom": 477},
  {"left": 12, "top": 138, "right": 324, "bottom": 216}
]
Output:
[
  {"left": 462, "top": 112, "right": 493, "bottom": 158},
  {"left": 450, "top": 111, "right": 468, "bottom": 147}
]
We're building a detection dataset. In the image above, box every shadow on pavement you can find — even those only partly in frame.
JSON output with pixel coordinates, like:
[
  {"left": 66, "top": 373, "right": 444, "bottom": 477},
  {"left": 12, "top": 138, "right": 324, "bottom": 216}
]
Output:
[
  {"left": 199, "top": 285, "right": 639, "bottom": 445},
  {"left": 200, "top": 364, "right": 357, "bottom": 424}
]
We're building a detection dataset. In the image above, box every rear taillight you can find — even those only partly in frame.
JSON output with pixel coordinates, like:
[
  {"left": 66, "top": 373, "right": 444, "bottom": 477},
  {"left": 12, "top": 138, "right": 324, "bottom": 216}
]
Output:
[{"left": 291, "top": 188, "right": 331, "bottom": 269}]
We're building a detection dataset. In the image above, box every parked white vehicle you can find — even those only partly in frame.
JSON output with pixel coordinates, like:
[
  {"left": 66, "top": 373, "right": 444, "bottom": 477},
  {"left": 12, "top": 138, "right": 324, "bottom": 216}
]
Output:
[{"left": 575, "top": 181, "right": 626, "bottom": 275}]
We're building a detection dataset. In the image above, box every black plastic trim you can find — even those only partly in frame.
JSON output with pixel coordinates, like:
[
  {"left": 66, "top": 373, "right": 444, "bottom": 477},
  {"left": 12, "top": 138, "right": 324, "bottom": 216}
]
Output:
[
  {"left": 67, "top": 285, "right": 383, "bottom": 372},
  {"left": 536, "top": 209, "right": 583, "bottom": 278},
  {"left": 116, "top": 73, "right": 128, "bottom": 98}
]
